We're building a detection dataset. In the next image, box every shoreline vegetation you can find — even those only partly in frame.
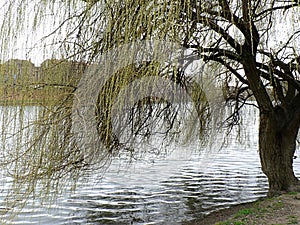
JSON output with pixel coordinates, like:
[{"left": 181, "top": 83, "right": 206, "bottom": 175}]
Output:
[
  {"left": 0, "top": 59, "right": 85, "bottom": 105},
  {"left": 185, "top": 192, "right": 300, "bottom": 225},
  {"left": 1, "top": 58, "right": 249, "bottom": 106}
]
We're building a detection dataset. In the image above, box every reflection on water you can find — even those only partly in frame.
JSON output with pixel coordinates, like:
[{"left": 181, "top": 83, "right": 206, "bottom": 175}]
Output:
[{"left": 0, "top": 106, "right": 299, "bottom": 224}]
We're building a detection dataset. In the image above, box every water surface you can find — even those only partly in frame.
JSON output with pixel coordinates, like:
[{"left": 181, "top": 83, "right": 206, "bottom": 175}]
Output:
[{"left": 0, "top": 106, "right": 299, "bottom": 224}]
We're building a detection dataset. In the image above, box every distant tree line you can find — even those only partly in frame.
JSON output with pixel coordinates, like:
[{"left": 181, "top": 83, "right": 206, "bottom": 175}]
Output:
[{"left": 0, "top": 59, "right": 86, "bottom": 88}]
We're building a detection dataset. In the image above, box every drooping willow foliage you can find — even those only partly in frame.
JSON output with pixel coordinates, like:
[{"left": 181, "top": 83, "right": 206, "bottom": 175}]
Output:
[
  {"left": 0, "top": 0, "right": 299, "bottom": 213},
  {"left": 0, "top": 0, "right": 212, "bottom": 209}
]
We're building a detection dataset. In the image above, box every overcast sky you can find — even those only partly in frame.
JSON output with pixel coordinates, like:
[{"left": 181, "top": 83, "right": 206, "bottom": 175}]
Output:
[
  {"left": 0, "top": 1, "right": 299, "bottom": 66},
  {"left": 0, "top": 0, "right": 75, "bottom": 66}
]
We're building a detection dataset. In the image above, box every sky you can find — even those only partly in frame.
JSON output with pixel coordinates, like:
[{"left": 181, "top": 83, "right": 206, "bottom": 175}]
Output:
[
  {"left": 0, "top": 1, "right": 299, "bottom": 67},
  {"left": 0, "top": 0, "right": 77, "bottom": 66},
  {"left": 0, "top": 1, "right": 40, "bottom": 65}
]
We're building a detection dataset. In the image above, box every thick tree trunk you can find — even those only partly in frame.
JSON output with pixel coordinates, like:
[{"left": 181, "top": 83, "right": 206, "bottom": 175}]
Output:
[{"left": 259, "top": 109, "right": 299, "bottom": 196}]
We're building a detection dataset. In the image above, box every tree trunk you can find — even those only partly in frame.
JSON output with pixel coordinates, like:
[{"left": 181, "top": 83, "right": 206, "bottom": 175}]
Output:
[{"left": 259, "top": 109, "right": 299, "bottom": 196}]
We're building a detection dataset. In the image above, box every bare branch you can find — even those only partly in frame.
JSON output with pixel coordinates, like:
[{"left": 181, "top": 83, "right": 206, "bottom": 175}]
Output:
[{"left": 255, "top": 2, "right": 300, "bottom": 19}]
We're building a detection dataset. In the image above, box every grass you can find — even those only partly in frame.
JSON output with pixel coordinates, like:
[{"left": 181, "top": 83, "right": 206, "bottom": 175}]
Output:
[
  {"left": 288, "top": 192, "right": 299, "bottom": 196},
  {"left": 215, "top": 208, "right": 256, "bottom": 225},
  {"left": 288, "top": 215, "right": 298, "bottom": 224},
  {"left": 216, "top": 192, "right": 299, "bottom": 225},
  {"left": 234, "top": 209, "right": 255, "bottom": 218},
  {"left": 216, "top": 221, "right": 247, "bottom": 225}
]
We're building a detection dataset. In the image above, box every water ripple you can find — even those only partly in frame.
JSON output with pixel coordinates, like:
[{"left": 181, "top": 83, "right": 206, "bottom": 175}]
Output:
[{"left": 1, "top": 106, "right": 300, "bottom": 224}]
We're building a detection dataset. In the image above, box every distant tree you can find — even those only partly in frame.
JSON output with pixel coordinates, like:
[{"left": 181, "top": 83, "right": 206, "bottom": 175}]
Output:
[
  {"left": 1, "top": 59, "right": 35, "bottom": 85},
  {"left": 39, "top": 59, "right": 85, "bottom": 87},
  {"left": 1, "top": 0, "right": 300, "bottom": 203}
]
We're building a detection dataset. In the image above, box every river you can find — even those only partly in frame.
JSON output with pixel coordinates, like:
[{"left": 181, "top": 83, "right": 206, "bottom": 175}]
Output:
[{"left": 0, "top": 105, "right": 299, "bottom": 224}]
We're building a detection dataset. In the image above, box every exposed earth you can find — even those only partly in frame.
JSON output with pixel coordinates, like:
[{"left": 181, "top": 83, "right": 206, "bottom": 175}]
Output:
[{"left": 185, "top": 193, "right": 300, "bottom": 225}]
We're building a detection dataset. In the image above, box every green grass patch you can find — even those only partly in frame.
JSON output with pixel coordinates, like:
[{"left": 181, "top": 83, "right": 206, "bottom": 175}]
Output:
[
  {"left": 288, "top": 215, "right": 298, "bottom": 224},
  {"left": 268, "top": 200, "right": 284, "bottom": 211},
  {"left": 234, "top": 208, "right": 255, "bottom": 218},
  {"left": 216, "top": 221, "right": 246, "bottom": 225}
]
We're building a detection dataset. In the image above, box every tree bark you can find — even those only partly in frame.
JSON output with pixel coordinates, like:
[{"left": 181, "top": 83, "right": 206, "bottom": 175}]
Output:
[{"left": 259, "top": 108, "right": 300, "bottom": 196}]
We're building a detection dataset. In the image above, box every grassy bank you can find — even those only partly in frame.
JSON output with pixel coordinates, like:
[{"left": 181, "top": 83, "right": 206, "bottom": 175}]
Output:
[
  {"left": 186, "top": 192, "right": 300, "bottom": 225},
  {"left": 0, "top": 85, "right": 72, "bottom": 106}
]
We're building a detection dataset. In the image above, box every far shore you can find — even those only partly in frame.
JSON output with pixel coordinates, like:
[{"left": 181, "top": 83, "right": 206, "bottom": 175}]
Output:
[{"left": 0, "top": 85, "right": 71, "bottom": 106}]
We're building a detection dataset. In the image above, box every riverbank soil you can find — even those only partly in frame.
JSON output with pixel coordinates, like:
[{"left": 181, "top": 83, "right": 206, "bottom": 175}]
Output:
[{"left": 186, "top": 192, "right": 300, "bottom": 225}]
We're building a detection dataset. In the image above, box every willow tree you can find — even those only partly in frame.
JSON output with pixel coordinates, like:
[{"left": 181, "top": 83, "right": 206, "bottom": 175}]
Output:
[
  {"left": 1, "top": 0, "right": 300, "bottom": 207},
  {"left": 173, "top": 0, "right": 300, "bottom": 195},
  {"left": 85, "top": 0, "right": 300, "bottom": 196},
  {"left": 160, "top": 0, "right": 300, "bottom": 195}
]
